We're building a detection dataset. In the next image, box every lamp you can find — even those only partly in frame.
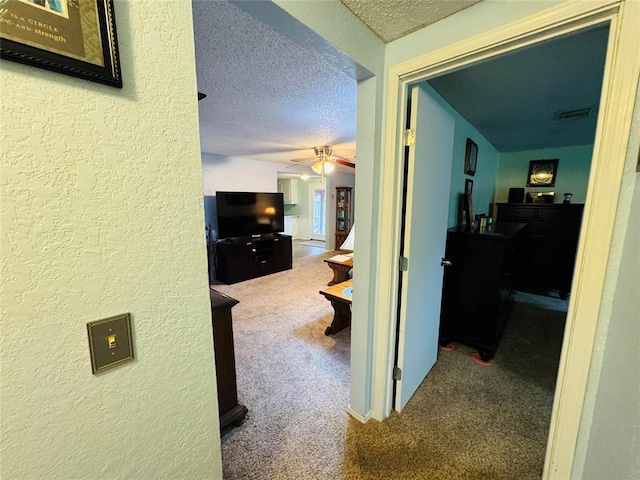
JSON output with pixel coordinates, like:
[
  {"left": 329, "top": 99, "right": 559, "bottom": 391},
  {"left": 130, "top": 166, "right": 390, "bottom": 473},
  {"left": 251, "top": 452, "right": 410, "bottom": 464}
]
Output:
[{"left": 340, "top": 223, "right": 355, "bottom": 251}]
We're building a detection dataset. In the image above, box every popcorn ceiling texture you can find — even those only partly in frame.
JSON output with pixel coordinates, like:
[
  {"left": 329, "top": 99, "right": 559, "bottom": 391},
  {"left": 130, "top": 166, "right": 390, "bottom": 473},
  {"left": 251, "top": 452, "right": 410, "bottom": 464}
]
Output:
[
  {"left": 340, "top": 0, "right": 482, "bottom": 42},
  {"left": 0, "top": 1, "right": 222, "bottom": 479},
  {"left": 192, "top": 0, "right": 357, "bottom": 162}
]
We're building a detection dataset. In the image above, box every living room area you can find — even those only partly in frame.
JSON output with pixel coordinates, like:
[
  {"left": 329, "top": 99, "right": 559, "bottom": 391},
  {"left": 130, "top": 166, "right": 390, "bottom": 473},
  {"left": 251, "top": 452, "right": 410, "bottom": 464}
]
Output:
[{"left": 192, "top": 1, "right": 613, "bottom": 479}]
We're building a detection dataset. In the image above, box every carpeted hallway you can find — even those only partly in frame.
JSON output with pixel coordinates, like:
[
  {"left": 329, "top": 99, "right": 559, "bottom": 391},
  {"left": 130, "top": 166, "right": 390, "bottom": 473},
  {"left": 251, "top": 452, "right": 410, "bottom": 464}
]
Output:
[{"left": 212, "top": 251, "right": 567, "bottom": 479}]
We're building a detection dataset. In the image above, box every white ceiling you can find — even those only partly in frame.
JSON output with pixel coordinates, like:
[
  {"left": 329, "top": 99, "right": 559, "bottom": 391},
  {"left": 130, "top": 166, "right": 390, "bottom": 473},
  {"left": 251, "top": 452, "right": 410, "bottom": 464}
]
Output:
[
  {"left": 192, "top": 1, "right": 609, "bottom": 169},
  {"left": 192, "top": 0, "right": 357, "bottom": 167},
  {"left": 340, "top": 0, "right": 482, "bottom": 42}
]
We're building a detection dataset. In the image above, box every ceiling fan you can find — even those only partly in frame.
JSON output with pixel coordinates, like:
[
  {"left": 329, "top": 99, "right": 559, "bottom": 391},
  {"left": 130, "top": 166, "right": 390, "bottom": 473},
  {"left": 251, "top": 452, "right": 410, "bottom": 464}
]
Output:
[{"left": 290, "top": 146, "right": 355, "bottom": 175}]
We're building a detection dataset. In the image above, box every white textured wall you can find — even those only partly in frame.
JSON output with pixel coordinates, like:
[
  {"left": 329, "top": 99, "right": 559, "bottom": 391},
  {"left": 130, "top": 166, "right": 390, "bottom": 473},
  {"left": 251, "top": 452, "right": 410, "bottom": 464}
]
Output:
[
  {"left": 385, "top": 0, "right": 562, "bottom": 68},
  {"left": 201, "top": 153, "right": 283, "bottom": 195},
  {"left": 0, "top": 1, "right": 222, "bottom": 479}
]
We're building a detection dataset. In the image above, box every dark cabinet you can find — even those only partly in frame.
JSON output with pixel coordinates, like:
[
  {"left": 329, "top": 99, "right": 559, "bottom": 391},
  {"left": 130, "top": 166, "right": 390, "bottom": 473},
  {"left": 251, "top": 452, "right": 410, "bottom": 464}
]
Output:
[
  {"left": 215, "top": 234, "right": 292, "bottom": 284},
  {"left": 335, "top": 187, "right": 352, "bottom": 249},
  {"left": 440, "top": 223, "right": 526, "bottom": 361},
  {"left": 210, "top": 289, "right": 247, "bottom": 431},
  {"left": 496, "top": 203, "right": 584, "bottom": 298}
]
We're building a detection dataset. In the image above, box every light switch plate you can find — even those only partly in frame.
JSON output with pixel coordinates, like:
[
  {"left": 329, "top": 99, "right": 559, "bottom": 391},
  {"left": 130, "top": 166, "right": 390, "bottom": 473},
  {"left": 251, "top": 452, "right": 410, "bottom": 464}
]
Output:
[{"left": 87, "top": 313, "right": 134, "bottom": 374}]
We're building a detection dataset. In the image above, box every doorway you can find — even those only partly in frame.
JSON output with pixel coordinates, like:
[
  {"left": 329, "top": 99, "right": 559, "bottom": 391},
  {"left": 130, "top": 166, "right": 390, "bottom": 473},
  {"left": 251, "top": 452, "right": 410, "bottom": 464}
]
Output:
[
  {"left": 309, "top": 184, "right": 327, "bottom": 242},
  {"left": 374, "top": 2, "right": 639, "bottom": 478},
  {"left": 393, "top": 23, "right": 609, "bottom": 409}
]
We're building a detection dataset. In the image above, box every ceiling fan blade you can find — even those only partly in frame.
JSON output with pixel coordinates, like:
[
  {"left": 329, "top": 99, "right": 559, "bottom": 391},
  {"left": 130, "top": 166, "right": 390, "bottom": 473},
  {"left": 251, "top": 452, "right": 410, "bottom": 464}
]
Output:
[
  {"left": 290, "top": 156, "right": 317, "bottom": 163},
  {"left": 335, "top": 159, "right": 356, "bottom": 168},
  {"left": 328, "top": 154, "right": 355, "bottom": 162}
]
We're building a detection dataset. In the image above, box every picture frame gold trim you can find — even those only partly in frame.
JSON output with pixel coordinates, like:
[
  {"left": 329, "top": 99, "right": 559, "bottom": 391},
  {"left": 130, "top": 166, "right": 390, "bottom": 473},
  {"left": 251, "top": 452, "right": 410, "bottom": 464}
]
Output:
[
  {"left": 1, "top": 0, "right": 122, "bottom": 87},
  {"left": 526, "top": 159, "right": 559, "bottom": 187}
]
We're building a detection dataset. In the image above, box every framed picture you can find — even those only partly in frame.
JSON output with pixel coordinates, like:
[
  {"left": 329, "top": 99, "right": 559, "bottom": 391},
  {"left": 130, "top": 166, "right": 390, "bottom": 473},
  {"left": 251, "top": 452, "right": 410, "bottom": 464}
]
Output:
[
  {"left": 0, "top": 0, "right": 122, "bottom": 87},
  {"left": 464, "top": 138, "right": 478, "bottom": 176},
  {"left": 527, "top": 159, "right": 558, "bottom": 187},
  {"left": 465, "top": 179, "right": 473, "bottom": 195}
]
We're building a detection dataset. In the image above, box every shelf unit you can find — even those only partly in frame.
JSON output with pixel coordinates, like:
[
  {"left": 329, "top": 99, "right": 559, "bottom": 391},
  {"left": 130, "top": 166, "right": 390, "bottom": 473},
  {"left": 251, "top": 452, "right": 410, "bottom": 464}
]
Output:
[{"left": 335, "top": 187, "right": 352, "bottom": 249}]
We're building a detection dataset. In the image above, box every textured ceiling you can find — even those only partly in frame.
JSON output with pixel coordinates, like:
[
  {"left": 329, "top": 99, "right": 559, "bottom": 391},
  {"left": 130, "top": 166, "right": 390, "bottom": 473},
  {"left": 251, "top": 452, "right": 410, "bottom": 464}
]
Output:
[
  {"left": 340, "top": 0, "right": 482, "bottom": 42},
  {"left": 428, "top": 25, "right": 609, "bottom": 152},
  {"left": 192, "top": 0, "right": 607, "bottom": 170},
  {"left": 192, "top": 0, "right": 357, "bottom": 167}
]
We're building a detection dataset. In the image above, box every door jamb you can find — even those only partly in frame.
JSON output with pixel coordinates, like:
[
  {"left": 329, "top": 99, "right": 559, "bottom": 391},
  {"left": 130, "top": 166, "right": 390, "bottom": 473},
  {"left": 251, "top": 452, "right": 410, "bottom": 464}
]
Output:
[{"left": 372, "top": 1, "right": 640, "bottom": 479}]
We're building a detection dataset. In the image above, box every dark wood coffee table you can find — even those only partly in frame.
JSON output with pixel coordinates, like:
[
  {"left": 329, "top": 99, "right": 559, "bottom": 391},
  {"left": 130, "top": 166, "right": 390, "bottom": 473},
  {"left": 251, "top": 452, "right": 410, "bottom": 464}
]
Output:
[
  {"left": 324, "top": 255, "right": 353, "bottom": 285},
  {"left": 319, "top": 279, "right": 353, "bottom": 335}
]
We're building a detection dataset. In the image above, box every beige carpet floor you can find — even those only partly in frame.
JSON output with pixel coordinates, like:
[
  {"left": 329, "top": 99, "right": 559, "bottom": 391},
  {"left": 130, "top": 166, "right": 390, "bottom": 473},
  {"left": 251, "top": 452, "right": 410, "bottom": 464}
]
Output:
[
  {"left": 296, "top": 239, "right": 328, "bottom": 249},
  {"left": 212, "top": 253, "right": 567, "bottom": 479}
]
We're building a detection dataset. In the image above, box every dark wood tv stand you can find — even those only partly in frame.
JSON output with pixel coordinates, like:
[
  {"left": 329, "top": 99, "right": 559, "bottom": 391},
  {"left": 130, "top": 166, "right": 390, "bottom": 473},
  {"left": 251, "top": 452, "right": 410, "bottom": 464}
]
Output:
[{"left": 215, "top": 234, "right": 292, "bottom": 284}]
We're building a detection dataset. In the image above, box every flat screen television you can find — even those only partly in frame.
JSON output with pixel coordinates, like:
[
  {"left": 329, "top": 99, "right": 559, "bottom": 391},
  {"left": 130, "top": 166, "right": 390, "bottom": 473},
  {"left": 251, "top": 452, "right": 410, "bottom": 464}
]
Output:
[{"left": 216, "top": 191, "right": 285, "bottom": 239}]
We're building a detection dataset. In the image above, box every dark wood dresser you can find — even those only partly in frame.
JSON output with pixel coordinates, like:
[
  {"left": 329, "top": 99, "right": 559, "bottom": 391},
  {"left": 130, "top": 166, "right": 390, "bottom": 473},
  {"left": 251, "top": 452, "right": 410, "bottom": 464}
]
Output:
[
  {"left": 440, "top": 223, "right": 526, "bottom": 361},
  {"left": 210, "top": 289, "right": 247, "bottom": 431},
  {"left": 496, "top": 203, "right": 584, "bottom": 298}
]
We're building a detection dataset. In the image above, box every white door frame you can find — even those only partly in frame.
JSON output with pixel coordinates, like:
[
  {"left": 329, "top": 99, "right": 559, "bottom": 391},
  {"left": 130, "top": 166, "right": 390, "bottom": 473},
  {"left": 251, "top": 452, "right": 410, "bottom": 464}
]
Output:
[{"left": 372, "top": 1, "right": 640, "bottom": 479}]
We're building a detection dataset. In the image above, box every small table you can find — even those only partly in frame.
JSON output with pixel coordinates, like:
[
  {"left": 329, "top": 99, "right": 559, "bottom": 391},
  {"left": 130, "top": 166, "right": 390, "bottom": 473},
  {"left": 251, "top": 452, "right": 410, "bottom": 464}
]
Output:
[
  {"left": 324, "top": 255, "right": 353, "bottom": 286},
  {"left": 319, "top": 279, "right": 353, "bottom": 335}
]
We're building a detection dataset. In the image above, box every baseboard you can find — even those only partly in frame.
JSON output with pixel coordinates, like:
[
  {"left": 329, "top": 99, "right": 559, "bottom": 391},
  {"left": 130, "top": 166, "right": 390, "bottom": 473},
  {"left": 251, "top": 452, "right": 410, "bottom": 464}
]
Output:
[{"left": 346, "top": 405, "right": 372, "bottom": 424}]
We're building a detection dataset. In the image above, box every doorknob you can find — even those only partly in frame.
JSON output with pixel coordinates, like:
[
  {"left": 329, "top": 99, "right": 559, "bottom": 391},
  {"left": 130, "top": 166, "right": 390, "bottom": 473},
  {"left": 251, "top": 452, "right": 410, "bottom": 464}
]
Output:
[{"left": 441, "top": 258, "right": 452, "bottom": 267}]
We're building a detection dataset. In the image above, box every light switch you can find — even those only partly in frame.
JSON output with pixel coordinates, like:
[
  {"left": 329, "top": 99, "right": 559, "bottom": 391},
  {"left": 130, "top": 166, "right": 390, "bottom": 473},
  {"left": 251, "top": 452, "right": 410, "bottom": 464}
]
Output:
[{"left": 87, "top": 313, "right": 134, "bottom": 374}]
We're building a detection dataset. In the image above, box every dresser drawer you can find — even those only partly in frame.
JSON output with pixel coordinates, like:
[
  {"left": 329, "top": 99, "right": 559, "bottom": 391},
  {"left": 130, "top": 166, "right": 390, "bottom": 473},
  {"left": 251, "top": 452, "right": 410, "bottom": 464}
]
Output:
[
  {"left": 497, "top": 206, "right": 535, "bottom": 221},
  {"left": 536, "top": 207, "right": 570, "bottom": 220}
]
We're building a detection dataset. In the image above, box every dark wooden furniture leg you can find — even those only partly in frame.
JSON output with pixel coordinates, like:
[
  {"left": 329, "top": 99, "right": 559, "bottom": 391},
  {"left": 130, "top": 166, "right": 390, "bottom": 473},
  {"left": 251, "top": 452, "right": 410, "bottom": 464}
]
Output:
[
  {"left": 325, "top": 299, "right": 351, "bottom": 335},
  {"left": 327, "top": 263, "right": 352, "bottom": 286}
]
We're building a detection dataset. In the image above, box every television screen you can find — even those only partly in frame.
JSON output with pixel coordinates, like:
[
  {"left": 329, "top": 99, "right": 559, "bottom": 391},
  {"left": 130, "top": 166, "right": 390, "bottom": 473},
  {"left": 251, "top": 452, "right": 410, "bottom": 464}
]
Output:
[{"left": 216, "top": 191, "right": 285, "bottom": 239}]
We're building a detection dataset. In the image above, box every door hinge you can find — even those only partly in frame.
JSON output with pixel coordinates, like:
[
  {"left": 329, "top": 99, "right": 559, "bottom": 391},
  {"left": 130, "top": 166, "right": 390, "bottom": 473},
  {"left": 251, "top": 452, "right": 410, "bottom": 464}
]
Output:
[
  {"left": 399, "top": 256, "right": 409, "bottom": 272},
  {"left": 404, "top": 129, "right": 415, "bottom": 146},
  {"left": 393, "top": 367, "right": 402, "bottom": 381}
]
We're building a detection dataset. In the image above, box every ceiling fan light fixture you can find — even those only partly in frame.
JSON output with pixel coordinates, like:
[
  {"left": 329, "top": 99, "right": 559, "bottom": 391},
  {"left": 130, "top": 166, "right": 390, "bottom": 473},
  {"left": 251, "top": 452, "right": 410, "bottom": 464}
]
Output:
[{"left": 311, "top": 160, "right": 334, "bottom": 174}]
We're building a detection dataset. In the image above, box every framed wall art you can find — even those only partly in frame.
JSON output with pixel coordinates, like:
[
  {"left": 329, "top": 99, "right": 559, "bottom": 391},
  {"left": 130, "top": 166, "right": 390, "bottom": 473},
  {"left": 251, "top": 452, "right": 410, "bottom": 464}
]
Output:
[
  {"left": 0, "top": 0, "right": 122, "bottom": 87},
  {"left": 465, "top": 178, "right": 473, "bottom": 196},
  {"left": 464, "top": 138, "right": 478, "bottom": 176},
  {"left": 527, "top": 159, "right": 558, "bottom": 187}
]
